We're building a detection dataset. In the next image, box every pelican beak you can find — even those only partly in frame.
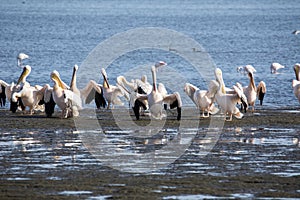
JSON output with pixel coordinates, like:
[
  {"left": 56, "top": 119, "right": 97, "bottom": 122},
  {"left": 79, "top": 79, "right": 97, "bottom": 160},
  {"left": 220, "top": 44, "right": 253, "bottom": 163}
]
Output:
[
  {"left": 51, "top": 70, "right": 65, "bottom": 89},
  {"left": 101, "top": 68, "right": 110, "bottom": 88},
  {"left": 294, "top": 64, "right": 300, "bottom": 81},
  {"left": 17, "top": 65, "right": 31, "bottom": 85},
  {"left": 214, "top": 68, "right": 226, "bottom": 94}
]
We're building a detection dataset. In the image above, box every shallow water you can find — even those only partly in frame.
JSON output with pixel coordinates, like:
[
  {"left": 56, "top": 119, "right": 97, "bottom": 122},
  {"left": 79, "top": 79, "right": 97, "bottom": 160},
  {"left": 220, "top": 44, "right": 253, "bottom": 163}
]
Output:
[
  {"left": 0, "top": 119, "right": 299, "bottom": 198},
  {"left": 1, "top": 0, "right": 300, "bottom": 199}
]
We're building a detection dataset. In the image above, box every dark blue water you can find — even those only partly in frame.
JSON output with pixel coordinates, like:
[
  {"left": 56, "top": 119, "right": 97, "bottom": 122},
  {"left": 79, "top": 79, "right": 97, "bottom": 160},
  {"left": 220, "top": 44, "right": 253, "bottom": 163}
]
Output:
[{"left": 1, "top": 0, "right": 300, "bottom": 108}]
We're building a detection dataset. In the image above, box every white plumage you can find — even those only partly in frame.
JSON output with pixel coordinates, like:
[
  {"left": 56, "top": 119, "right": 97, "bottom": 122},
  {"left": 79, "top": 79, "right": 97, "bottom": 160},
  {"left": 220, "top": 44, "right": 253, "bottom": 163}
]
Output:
[
  {"left": 270, "top": 62, "right": 285, "bottom": 74},
  {"left": 184, "top": 82, "right": 219, "bottom": 118}
]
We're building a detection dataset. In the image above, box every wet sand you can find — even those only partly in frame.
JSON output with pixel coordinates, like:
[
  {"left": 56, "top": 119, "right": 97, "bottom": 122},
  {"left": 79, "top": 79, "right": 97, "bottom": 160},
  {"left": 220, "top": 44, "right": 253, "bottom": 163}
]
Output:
[
  {"left": 0, "top": 108, "right": 299, "bottom": 199},
  {"left": 0, "top": 107, "right": 298, "bottom": 130}
]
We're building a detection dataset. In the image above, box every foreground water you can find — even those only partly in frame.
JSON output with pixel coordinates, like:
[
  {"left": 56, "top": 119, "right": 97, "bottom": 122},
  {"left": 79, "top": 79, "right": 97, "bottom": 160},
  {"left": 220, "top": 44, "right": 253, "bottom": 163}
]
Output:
[{"left": 0, "top": 109, "right": 299, "bottom": 199}]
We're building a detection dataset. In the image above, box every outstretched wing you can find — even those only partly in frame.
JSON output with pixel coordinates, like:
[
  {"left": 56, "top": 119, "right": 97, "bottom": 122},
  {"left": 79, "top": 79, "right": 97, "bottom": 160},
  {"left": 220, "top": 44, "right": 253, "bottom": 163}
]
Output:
[
  {"left": 64, "top": 90, "right": 82, "bottom": 109},
  {"left": 233, "top": 85, "right": 248, "bottom": 111},
  {"left": 163, "top": 92, "right": 182, "bottom": 120},
  {"left": 80, "top": 80, "right": 103, "bottom": 103},
  {"left": 257, "top": 81, "right": 266, "bottom": 106},
  {"left": 0, "top": 85, "right": 6, "bottom": 107},
  {"left": 44, "top": 86, "right": 56, "bottom": 117}
]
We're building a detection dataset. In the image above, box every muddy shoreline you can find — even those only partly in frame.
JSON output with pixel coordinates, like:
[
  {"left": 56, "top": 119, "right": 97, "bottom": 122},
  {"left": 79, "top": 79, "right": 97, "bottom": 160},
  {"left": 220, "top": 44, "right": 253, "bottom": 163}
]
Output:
[
  {"left": 0, "top": 107, "right": 299, "bottom": 130},
  {"left": 0, "top": 108, "right": 299, "bottom": 199}
]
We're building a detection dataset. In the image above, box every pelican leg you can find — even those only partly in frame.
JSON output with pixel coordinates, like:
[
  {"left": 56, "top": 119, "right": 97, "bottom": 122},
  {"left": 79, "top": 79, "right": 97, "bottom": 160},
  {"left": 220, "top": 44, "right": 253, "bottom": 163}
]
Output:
[
  {"left": 204, "top": 109, "right": 210, "bottom": 118},
  {"left": 107, "top": 102, "right": 111, "bottom": 110},
  {"left": 225, "top": 112, "right": 233, "bottom": 121},
  {"left": 201, "top": 110, "right": 205, "bottom": 118}
]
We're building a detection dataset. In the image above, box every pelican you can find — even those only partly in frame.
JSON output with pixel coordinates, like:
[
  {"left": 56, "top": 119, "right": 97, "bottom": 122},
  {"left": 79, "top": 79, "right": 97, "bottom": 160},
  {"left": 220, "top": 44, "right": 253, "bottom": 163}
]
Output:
[
  {"left": 81, "top": 68, "right": 126, "bottom": 110},
  {"left": 214, "top": 68, "right": 248, "bottom": 121},
  {"left": 270, "top": 62, "right": 285, "bottom": 74},
  {"left": 293, "top": 63, "right": 300, "bottom": 103},
  {"left": 134, "top": 61, "right": 182, "bottom": 120},
  {"left": 17, "top": 53, "right": 29, "bottom": 68},
  {"left": 100, "top": 68, "right": 127, "bottom": 109},
  {"left": 50, "top": 70, "right": 82, "bottom": 118},
  {"left": 211, "top": 80, "right": 247, "bottom": 121},
  {"left": 0, "top": 65, "right": 32, "bottom": 112},
  {"left": 184, "top": 82, "right": 219, "bottom": 118},
  {"left": 117, "top": 74, "right": 152, "bottom": 110},
  {"left": 80, "top": 80, "right": 106, "bottom": 109},
  {"left": 11, "top": 84, "right": 46, "bottom": 114},
  {"left": 292, "top": 30, "right": 300, "bottom": 35},
  {"left": 237, "top": 71, "right": 267, "bottom": 111},
  {"left": 237, "top": 65, "right": 256, "bottom": 74}
]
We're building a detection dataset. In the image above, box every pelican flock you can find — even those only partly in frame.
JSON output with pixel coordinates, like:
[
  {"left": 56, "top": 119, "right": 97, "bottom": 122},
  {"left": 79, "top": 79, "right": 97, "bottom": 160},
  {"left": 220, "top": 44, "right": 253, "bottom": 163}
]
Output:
[{"left": 0, "top": 53, "right": 299, "bottom": 121}]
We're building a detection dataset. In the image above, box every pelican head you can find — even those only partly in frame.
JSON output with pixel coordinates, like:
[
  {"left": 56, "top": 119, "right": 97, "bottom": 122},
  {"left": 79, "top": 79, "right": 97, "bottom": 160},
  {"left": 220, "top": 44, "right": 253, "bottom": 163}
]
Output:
[
  {"left": 101, "top": 68, "right": 110, "bottom": 88},
  {"left": 51, "top": 70, "right": 64, "bottom": 89},
  {"left": 214, "top": 68, "right": 226, "bottom": 94},
  {"left": 154, "top": 61, "right": 167, "bottom": 70},
  {"left": 141, "top": 75, "right": 147, "bottom": 83},
  {"left": 17, "top": 53, "right": 29, "bottom": 67},
  {"left": 17, "top": 65, "right": 31, "bottom": 85},
  {"left": 74, "top": 64, "right": 79, "bottom": 71}
]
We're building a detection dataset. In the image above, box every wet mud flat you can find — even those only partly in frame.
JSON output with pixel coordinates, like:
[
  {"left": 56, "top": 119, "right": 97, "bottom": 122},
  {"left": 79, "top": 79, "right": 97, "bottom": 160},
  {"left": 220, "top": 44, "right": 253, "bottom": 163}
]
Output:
[{"left": 0, "top": 108, "right": 299, "bottom": 199}]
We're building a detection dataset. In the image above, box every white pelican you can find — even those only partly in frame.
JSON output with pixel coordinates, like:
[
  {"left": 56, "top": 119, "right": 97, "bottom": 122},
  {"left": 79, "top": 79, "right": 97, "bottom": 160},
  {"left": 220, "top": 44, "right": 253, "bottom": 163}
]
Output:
[
  {"left": 80, "top": 80, "right": 106, "bottom": 109},
  {"left": 184, "top": 82, "right": 219, "bottom": 118},
  {"left": 101, "top": 68, "right": 127, "bottom": 109},
  {"left": 211, "top": 80, "right": 247, "bottom": 121},
  {"left": 237, "top": 71, "right": 267, "bottom": 111},
  {"left": 50, "top": 70, "right": 82, "bottom": 118},
  {"left": 117, "top": 74, "right": 152, "bottom": 109},
  {"left": 0, "top": 65, "right": 32, "bottom": 112},
  {"left": 237, "top": 65, "right": 256, "bottom": 74},
  {"left": 270, "top": 62, "right": 285, "bottom": 74},
  {"left": 11, "top": 84, "right": 46, "bottom": 114},
  {"left": 0, "top": 81, "right": 26, "bottom": 113},
  {"left": 0, "top": 80, "right": 15, "bottom": 103},
  {"left": 293, "top": 63, "right": 300, "bottom": 103},
  {"left": 292, "top": 30, "right": 300, "bottom": 35},
  {"left": 134, "top": 61, "right": 182, "bottom": 120},
  {"left": 81, "top": 68, "right": 126, "bottom": 110},
  {"left": 17, "top": 53, "right": 29, "bottom": 68},
  {"left": 214, "top": 68, "right": 248, "bottom": 121}
]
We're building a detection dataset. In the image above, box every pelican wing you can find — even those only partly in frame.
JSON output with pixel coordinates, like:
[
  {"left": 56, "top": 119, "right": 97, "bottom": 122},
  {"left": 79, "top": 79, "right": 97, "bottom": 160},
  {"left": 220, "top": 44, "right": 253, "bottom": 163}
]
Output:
[
  {"left": 117, "top": 76, "right": 136, "bottom": 91},
  {"left": 233, "top": 85, "right": 248, "bottom": 110},
  {"left": 163, "top": 92, "right": 182, "bottom": 120},
  {"left": 257, "top": 81, "right": 266, "bottom": 106},
  {"left": 44, "top": 85, "right": 53, "bottom": 103},
  {"left": 136, "top": 93, "right": 148, "bottom": 101},
  {"left": 157, "top": 83, "right": 168, "bottom": 97},
  {"left": 0, "top": 85, "right": 6, "bottom": 107},
  {"left": 43, "top": 86, "right": 56, "bottom": 117},
  {"left": 85, "top": 88, "right": 96, "bottom": 104},
  {"left": 80, "top": 80, "right": 103, "bottom": 104},
  {"left": 163, "top": 92, "right": 182, "bottom": 108},
  {"left": 294, "top": 64, "right": 300, "bottom": 81},
  {"left": 64, "top": 90, "right": 82, "bottom": 109}
]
